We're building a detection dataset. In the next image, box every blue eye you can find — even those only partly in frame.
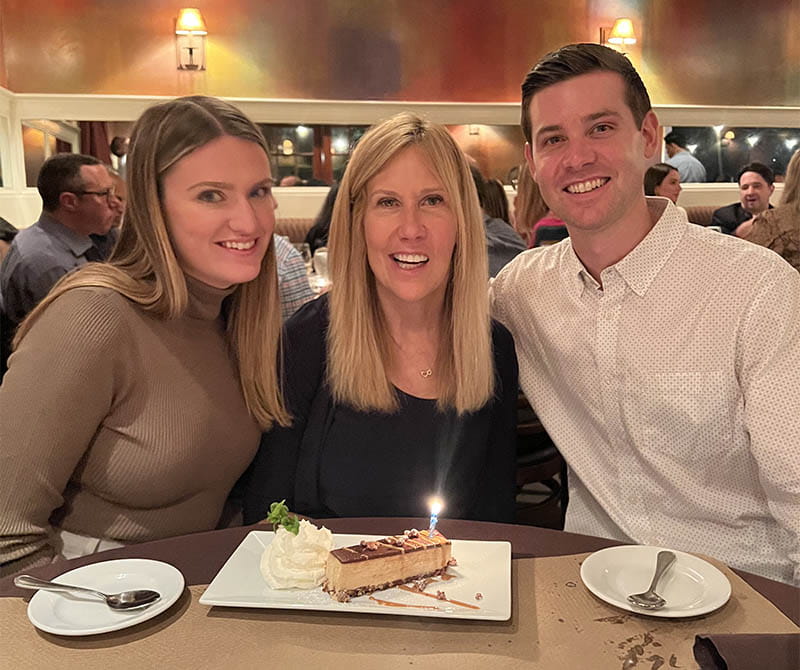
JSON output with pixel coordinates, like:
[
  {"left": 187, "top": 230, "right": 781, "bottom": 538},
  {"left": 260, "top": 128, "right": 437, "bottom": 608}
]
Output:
[{"left": 197, "top": 190, "right": 224, "bottom": 203}]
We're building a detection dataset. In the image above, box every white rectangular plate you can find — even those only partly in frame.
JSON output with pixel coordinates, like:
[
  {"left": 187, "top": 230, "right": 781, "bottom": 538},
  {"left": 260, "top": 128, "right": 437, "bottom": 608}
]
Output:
[{"left": 200, "top": 531, "right": 511, "bottom": 621}]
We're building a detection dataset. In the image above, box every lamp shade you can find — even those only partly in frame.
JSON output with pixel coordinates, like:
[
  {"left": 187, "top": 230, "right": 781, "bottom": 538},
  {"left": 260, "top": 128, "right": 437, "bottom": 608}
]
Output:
[
  {"left": 607, "top": 18, "right": 636, "bottom": 45},
  {"left": 176, "top": 8, "right": 207, "bottom": 35}
]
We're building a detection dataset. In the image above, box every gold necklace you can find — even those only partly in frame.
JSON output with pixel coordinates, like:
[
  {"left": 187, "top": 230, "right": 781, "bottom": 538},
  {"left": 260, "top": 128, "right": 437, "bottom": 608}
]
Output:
[{"left": 388, "top": 333, "right": 435, "bottom": 380}]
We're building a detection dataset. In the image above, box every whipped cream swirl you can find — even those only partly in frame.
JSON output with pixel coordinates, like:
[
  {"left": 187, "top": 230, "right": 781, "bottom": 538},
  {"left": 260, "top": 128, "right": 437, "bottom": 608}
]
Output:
[{"left": 260, "top": 520, "right": 333, "bottom": 589}]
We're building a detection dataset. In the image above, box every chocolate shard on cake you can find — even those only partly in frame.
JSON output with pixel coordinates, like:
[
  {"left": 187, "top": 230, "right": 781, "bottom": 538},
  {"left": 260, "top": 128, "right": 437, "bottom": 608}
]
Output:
[{"left": 323, "top": 529, "right": 452, "bottom": 602}]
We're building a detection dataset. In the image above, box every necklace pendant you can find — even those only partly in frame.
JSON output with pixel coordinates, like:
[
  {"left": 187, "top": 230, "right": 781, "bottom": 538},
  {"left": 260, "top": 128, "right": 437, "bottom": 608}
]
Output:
[{"left": 420, "top": 368, "right": 433, "bottom": 379}]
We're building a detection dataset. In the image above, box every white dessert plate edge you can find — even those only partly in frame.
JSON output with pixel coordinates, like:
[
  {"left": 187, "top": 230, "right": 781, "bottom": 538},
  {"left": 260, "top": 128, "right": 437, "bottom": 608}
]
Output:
[
  {"left": 26, "top": 558, "right": 185, "bottom": 636},
  {"left": 200, "top": 531, "right": 511, "bottom": 621},
  {"left": 580, "top": 545, "right": 732, "bottom": 618}
]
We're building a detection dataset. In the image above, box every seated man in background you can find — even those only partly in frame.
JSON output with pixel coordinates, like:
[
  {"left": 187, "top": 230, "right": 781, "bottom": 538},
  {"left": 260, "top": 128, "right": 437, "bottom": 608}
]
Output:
[
  {"left": 738, "top": 149, "right": 800, "bottom": 272},
  {"left": 90, "top": 166, "right": 127, "bottom": 259},
  {"left": 470, "top": 165, "right": 527, "bottom": 276},
  {"left": 712, "top": 162, "right": 775, "bottom": 235},
  {"left": 491, "top": 43, "right": 800, "bottom": 585},
  {"left": 273, "top": 234, "right": 315, "bottom": 320},
  {"left": 664, "top": 131, "right": 707, "bottom": 182},
  {"left": 0, "top": 153, "right": 117, "bottom": 335}
]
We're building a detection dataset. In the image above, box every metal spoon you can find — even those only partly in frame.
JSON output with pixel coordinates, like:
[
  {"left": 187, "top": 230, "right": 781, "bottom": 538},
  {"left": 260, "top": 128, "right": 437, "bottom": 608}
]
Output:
[
  {"left": 627, "top": 550, "right": 676, "bottom": 610},
  {"left": 14, "top": 574, "right": 161, "bottom": 610}
]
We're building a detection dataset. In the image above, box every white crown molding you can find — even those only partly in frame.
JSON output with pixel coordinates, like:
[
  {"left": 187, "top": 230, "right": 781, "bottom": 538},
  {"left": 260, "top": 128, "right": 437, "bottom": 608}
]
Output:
[
  {"left": 5, "top": 91, "right": 800, "bottom": 128},
  {"left": 10, "top": 93, "right": 520, "bottom": 125},
  {"left": 654, "top": 104, "right": 800, "bottom": 128}
]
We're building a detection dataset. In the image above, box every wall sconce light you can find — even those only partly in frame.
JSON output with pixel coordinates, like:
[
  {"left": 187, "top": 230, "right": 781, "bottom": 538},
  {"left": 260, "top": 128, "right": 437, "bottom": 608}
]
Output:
[
  {"left": 600, "top": 18, "right": 637, "bottom": 50},
  {"left": 175, "top": 8, "right": 207, "bottom": 71}
]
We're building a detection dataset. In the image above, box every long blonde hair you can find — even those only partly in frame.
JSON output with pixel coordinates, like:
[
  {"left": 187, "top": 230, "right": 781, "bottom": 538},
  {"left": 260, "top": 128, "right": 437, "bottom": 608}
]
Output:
[
  {"left": 780, "top": 150, "right": 800, "bottom": 212},
  {"left": 15, "top": 96, "right": 289, "bottom": 429},
  {"left": 327, "top": 112, "right": 493, "bottom": 414}
]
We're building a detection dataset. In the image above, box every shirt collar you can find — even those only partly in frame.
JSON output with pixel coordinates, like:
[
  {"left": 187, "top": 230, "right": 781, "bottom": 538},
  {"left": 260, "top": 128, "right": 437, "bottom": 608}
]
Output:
[
  {"left": 562, "top": 197, "right": 687, "bottom": 298},
  {"left": 37, "top": 212, "right": 95, "bottom": 257}
]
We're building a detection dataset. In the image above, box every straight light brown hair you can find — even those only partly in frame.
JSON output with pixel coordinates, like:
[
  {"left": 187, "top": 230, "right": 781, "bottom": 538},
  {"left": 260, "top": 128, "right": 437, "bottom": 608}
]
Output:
[
  {"left": 327, "top": 112, "right": 494, "bottom": 414},
  {"left": 513, "top": 164, "right": 549, "bottom": 244},
  {"left": 484, "top": 178, "right": 511, "bottom": 224},
  {"left": 780, "top": 150, "right": 800, "bottom": 211},
  {"left": 15, "top": 96, "right": 289, "bottom": 430}
]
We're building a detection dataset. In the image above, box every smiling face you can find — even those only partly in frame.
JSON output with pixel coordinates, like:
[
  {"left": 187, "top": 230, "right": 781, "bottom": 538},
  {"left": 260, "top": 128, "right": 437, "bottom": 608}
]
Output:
[
  {"left": 363, "top": 146, "right": 457, "bottom": 314},
  {"left": 161, "top": 135, "right": 276, "bottom": 289},
  {"left": 738, "top": 171, "right": 774, "bottom": 214},
  {"left": 524, "top": 71, "right": 659, "bottom": 238},
  {"left": 654, "top": 168, "right": 682, "bottom": 204}
]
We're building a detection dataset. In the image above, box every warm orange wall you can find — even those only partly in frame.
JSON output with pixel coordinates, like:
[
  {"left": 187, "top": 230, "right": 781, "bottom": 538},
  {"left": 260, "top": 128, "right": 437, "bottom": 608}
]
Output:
[
  {"left": 3, "top": 1, "right": 800, "bottom": 106},
  {"left": 0, "top": 1, "right": 7, "bottom": 88},
  {"left": 448, "top": 125, "right": 525, "bottom": 182}
]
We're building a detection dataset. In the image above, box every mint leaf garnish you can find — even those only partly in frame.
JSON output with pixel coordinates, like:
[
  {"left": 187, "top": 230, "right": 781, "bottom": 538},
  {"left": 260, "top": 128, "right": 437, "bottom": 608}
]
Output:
[{"left": 266, "top": 499, "right": 300, "bottom": 535}]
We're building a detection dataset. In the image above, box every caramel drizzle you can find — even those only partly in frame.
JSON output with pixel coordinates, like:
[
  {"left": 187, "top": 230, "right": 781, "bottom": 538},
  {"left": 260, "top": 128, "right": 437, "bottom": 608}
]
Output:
[
  {"left": 369, "top": 596, "right": 440, "bottom": 611},
  {"left": 397, "top": 585, "right": 480, "bottom": 610}
]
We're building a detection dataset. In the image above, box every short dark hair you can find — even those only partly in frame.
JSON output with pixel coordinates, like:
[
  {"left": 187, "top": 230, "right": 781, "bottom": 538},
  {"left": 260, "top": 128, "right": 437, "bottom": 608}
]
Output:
[
  {"left": 109, "top": 136, "right": 128, "bottom": 157},
  {"left": 37, "top": 153, "right": 103, "bottom": 211},
  {"left": 520, "top": 43, "right": 652, "bottom": 144},
  {"left": 737, "top": 161, "right": 774, "bottom": 186},
  {"left": 663, "top": 131, "right": 686, "bottom": 148},
  {"left": 644, "top": 163, "right": 676, "bottom": 196}
]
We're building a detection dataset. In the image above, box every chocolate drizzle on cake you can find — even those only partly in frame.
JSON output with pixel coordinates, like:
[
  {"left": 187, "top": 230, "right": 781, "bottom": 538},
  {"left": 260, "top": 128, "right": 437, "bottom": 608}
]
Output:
[
  {"left": 330, "top": 533, "right": 445, "bottom": 564},
  {"left": 323, "top": 529, "right": 452, "bottom": 602}
]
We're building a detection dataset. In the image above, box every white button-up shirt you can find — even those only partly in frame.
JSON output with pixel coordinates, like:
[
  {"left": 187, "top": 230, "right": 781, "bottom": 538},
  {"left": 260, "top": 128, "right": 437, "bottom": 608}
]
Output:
[{"left": 491, "top": 198, "right": 800, "bottom": 585}]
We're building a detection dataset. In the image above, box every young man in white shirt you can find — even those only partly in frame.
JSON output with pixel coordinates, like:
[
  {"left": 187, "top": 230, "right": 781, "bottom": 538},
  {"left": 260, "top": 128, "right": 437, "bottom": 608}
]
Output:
[{"left": 491, "top": 43, "right": 800, "bottom": 585}]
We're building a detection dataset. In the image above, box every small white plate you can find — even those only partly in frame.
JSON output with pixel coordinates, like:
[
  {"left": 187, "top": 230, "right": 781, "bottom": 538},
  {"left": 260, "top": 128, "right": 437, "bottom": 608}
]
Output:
[
  {"left": 27, "top": 558, "right": 185, "bottom": 636},
  {"left": 200, "top": 531, "right": 511, "bottom": 621},
  {"left": 580, "top": 545, "right": 731, "bottom": 618}
]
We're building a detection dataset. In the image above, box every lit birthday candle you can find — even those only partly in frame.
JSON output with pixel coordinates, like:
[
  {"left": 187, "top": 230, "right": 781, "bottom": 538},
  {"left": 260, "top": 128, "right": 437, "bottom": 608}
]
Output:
[{"left": 428, "top": 498, "right": 443, "bottom": 535}]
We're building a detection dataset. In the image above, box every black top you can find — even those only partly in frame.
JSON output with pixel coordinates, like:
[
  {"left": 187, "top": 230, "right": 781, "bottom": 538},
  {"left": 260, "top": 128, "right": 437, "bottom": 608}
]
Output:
[
  {"left": 244, "top": 294, "right": 519, "bottom": 524},
  {"left": 711, "top": 202, "right": 774, "bottom": 235}
]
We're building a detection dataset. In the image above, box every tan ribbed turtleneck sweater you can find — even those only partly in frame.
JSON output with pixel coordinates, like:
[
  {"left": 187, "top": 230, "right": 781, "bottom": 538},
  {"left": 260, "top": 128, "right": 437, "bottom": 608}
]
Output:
[{"left": 0, "top": 277, "right": 261, "bottom": 576}]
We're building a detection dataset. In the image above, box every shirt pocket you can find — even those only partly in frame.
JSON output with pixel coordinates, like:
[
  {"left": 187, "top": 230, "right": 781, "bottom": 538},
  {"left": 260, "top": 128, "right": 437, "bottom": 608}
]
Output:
[{"left": 621, "top": 370, "right": 735, "bottom": 459}]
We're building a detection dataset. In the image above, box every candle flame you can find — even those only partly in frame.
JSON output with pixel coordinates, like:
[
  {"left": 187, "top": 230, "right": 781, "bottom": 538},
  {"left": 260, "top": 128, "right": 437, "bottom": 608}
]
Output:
[{"left": 429, "top": 499, "right": 443, "bottom": 515}]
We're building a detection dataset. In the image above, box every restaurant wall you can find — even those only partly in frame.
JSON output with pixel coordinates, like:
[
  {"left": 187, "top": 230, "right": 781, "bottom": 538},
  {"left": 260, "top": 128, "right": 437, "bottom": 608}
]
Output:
[
  {"left": 2, "top": 0, "right": 799, "bottom": 106},
  {"left": 0, "top": 2, "right": 7, "bottom": 89}
]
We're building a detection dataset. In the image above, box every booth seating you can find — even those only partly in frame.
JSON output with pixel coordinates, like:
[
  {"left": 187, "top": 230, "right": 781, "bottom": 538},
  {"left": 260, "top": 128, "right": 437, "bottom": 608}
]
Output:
[
  {"left": 515, "top": 393, "right": 567, "bottom": 529},
  {"left": 275, "top": 218, "right": 314, "bottom": 244},
  {"left": 685, "top": 205, "right": 718, "bottom": 227}
]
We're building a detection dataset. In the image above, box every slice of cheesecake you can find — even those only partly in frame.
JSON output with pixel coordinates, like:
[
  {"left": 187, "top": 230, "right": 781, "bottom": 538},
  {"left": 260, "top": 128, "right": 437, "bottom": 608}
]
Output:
[{"left": 323, "top": 530, "right": 452, "bottom": 602}]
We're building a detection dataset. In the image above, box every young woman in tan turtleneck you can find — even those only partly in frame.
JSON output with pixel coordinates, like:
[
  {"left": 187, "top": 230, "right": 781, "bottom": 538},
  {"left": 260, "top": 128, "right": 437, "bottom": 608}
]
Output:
[{"left": 0, "top": 97, "right": 288, "bottom": 577}]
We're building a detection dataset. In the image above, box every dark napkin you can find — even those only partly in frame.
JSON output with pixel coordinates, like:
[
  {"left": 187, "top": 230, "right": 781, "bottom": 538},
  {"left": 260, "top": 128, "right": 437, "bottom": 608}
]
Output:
[{"left": 694, "top": 633, "right": 799, "bottom": 670}]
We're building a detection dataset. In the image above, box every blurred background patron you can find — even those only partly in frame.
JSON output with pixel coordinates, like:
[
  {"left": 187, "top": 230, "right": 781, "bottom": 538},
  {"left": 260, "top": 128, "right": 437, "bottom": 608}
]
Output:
[
  {"left": 712, "top": 162, "right": 775, "bottom": 235},
  {"left": 739, "top": 150, "right": 800, "bottom": 271},
  {"left": 664, "top": 130, "right": 707, "bottom": 182}
]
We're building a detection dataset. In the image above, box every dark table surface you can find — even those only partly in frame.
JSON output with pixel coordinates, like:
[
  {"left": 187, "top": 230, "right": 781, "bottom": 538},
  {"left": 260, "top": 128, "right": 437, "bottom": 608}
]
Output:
[{"left": 1, "top": 518, "right": 797, "bottom": 626}]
